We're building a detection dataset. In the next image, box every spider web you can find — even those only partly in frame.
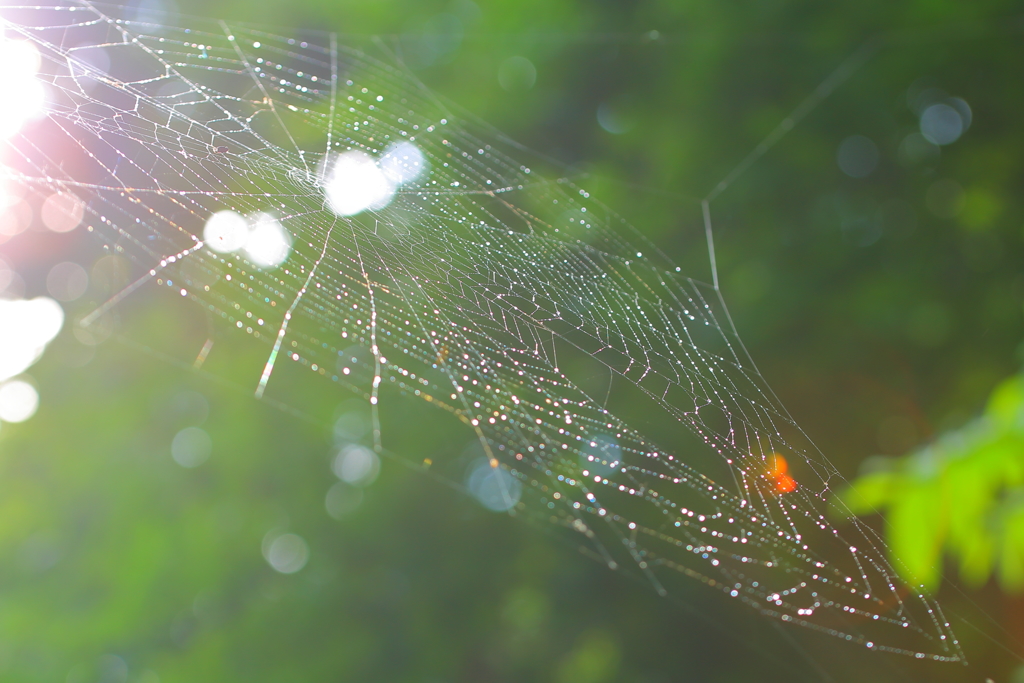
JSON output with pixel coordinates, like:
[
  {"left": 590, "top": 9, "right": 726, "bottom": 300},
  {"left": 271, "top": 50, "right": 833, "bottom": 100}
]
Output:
[{"left": 0, "top": 1, "right": 966, "bottom": 663}]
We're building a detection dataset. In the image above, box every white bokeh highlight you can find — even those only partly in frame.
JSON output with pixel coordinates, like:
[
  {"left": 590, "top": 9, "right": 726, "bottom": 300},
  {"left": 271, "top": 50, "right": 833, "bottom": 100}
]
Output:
[
  {"left": 40, "top": 192, "right": 85, "bottom": 233},
  {"left": 380, "top": 141, "right": 426, "bottom": 185},
  {"left": 323, "top": 151, "right": 396, "bottom": 216},
  {"left": 321, "top": 143, "right": 426, "bottom": 218},
  {"left": 920, "top": 103, "right": 964, "bottom": 146},
  {"left": 0, "top": 379, "right": 39, "bottom": 422},
  {"left": 325, "top": 481, "right": 364, "bottom": 519},
  {"left": 243, "top": 212, "right": 291, "bottom": 268},
  {"left": 202, "top": 209, "right": 249, "bottom": 253},
  {"left": 46, "top": 261, "right": 89, "bottom": 301},
  {"left": 332, "top": 444, "right": 381, "bottom": 486},
  {"left": 262, "top": 531, "right": 309, "bottom": 574},
  {"left": 0, "top": 297, "right": 64, "bottom": 383},
  {"left": 171, "top": 426, "right": 212, "bottom": 468},
  {"left": 201, "top": 210, "right": 292, "bottom": 269},
  {"left": 0, "top": 36, "right": 45, "bottom": 140}
]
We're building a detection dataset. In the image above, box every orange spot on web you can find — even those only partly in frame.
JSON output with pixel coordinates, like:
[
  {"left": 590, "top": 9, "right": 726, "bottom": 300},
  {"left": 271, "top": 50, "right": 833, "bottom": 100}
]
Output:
[
  {"left": 775, "top": 474, "right": 797, "bottom": 494},
  {"left": 766, "top": 453, "right": 788, "bottom": 479},
  {"left": 764, "top": 453, "right": 797, "bottom": 494}
]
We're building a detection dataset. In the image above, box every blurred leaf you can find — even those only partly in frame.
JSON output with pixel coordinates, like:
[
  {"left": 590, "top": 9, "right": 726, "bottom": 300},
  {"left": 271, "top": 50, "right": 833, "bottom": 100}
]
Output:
[
  {"left": 986, "top": 375, "right": 1024, "bottom": 429},
  {"left": 1000, "top": 502, "right": 1024, "bottom": 592},
  {"left": 838, "top": 470, "right": 895, "bottom": 515},
  {"left": 847, "top": 372, "right": 1024, "bottom": 594},
  {"left": 888, "top": 479, "right": 946, "bottom": 592}
]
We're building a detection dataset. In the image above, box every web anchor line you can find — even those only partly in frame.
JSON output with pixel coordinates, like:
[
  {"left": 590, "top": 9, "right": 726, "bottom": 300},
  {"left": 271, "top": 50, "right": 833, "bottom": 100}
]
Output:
[{"left": 704, "top": 37, "right": 879, "bottom": 204}]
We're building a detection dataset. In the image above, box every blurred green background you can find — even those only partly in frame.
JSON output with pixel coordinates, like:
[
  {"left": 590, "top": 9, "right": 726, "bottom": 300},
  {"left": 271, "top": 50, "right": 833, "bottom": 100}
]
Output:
[{"left": 3, "top": 0, "right": 1024, "bottom": 681}]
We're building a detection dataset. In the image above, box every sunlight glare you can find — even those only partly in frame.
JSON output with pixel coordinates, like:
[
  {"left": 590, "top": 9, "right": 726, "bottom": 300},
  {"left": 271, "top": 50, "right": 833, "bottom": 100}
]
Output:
[
  {"left": 0, "top": 296, "right": 64, "bottom": 383},
  {"left": 0, "top": 198, "right": 32, "bottom": 241},
  {"left": 202, "top": 210, "right": 292, "bottom": 269},
  {"left": 324, "top": 151, "right": 396, "bottom": 216},
  {"left": 242, "top": 212, "right": 292, "bottom": 268},
  {"left": 203, "top": 209, "right": 249, "bottom": 253},
  {"left": 0, "top": 257, "right": 15, "bottom": 294},
  {"left": 0, "top": 35, "right": 44, "bottom": 139}
]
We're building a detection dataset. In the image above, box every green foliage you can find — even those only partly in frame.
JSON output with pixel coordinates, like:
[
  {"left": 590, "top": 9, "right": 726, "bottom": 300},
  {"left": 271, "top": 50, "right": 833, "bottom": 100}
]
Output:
[{"left": 842, "top": 374, "right": 1024, "bottom": 592}]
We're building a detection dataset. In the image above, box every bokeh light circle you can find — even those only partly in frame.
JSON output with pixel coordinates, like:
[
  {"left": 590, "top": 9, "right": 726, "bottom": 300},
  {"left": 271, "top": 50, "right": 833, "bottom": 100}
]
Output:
[
  {"left": 171, "top": 426, "right": 212, "bottom": 468},
  {"left": 263, "top": 532, "right": 309, "bottom": 574},
  {"left": 0, "top": 379, "right": 40, "bottom": 422}
]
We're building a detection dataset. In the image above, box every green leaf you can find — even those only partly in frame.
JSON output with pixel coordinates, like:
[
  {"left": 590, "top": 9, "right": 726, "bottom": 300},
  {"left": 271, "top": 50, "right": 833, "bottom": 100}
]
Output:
[
  {"left": 998, "top": 505, "right": 1024, "bottom": 593},
  {"left": 887, "top": 481, "right": 946, "bottom": 592},
  {"left": 837, "top": 471, "right": 896, "bottom": 516},
  {"left": 987, "top": 376, "right": 1024, "bottom": 431}
]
